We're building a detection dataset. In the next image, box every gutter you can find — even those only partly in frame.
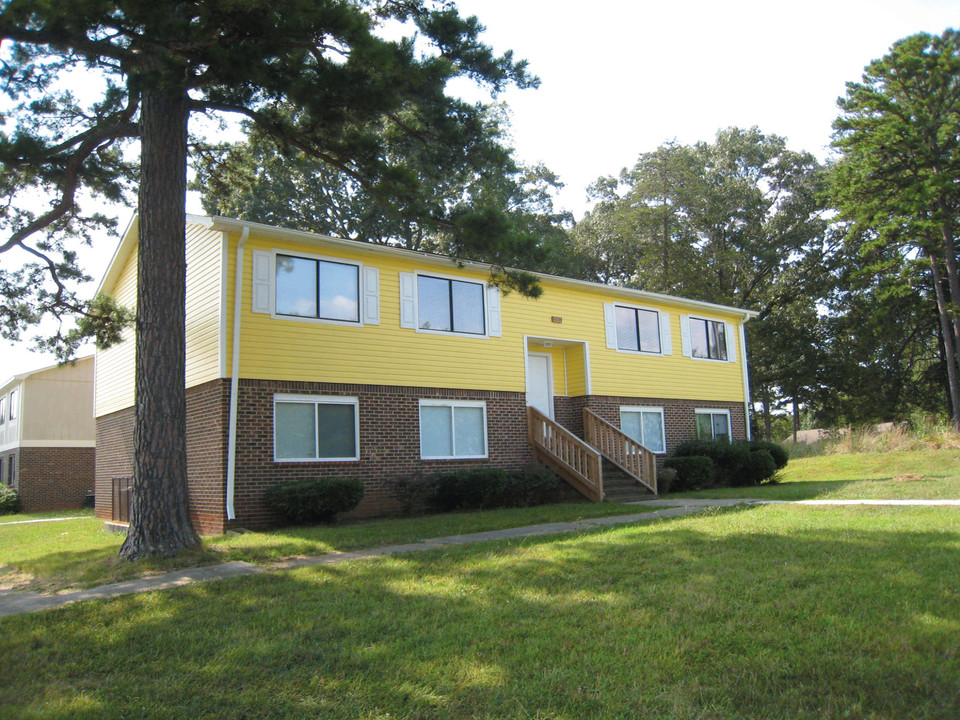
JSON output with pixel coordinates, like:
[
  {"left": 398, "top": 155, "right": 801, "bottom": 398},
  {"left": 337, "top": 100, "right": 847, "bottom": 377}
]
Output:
[{"left": 225, "top": 225, "right": 250, "bottom": 521}]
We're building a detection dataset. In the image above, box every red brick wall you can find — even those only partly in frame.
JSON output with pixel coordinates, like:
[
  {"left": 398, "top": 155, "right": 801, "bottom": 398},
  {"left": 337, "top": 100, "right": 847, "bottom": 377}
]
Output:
[
  {"left": 231, "top": 380, "right": 533, "bottom": 529},
  {"left": 94, "top": 380, "right": 229, "bottom": 535},
  {"left": 16, "top": 446, "right": 95, "bottom": 512}
]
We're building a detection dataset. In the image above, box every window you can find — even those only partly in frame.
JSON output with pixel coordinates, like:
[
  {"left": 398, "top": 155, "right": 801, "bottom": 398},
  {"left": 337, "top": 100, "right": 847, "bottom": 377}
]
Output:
[
  {"left": 0, "top": 457, "right": 4, "bottom": 485},
  {"left": 689, "top": 317, "right": 727, "bottom": 361},
  {"left": 275, "top": 254, "right": 359, "bottom": 323},
  {"left": 417, "top": 275, "right": 485, "bottom": 335},
  {"left": 8, "top": 389, "right": 17, "bottom": 420},
  {"left": 419, "top": 400, "right": 487, "bottom": 459},
  {"left": 615, "top": 306, "right": 661, "bottom": 353},
  {"left": 274, "top": 395, "right": 359, "bottom": 461},
  {"left": 7, "top": 454, "right": 15, "bottom": 486},
  {"left": 0, "top": 395, "right": 5, "bottom": 424},
  {"left": 620, "top": 407, "right": 666, "bottom": 453},
  {"left": 696, "top": 409, "right": 731, "bottom": 443}
]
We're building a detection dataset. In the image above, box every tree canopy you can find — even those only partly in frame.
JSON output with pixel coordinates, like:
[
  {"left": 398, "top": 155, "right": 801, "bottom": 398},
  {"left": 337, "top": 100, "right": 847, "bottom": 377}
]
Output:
[{"left": 1, "top": 0, "right": 539, "bottom": 557}]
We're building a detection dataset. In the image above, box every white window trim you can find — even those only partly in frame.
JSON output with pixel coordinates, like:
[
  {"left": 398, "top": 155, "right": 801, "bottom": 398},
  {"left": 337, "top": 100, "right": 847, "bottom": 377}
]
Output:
[
  {"left": 695, "top": 408, "right": 732, "bottom": 442},
  {"left": 607, "top": 302, "right": 670, "bottom": 356},
  {"left": 413, "top": 270, "right": 490, "bottom": 339},
  {"left": 268, "top": 249, "right": 367, "bottom": 327},
  {"left": 273, "top": 393, "right": 360, "bottom": 462},
  {"left": 620, "top": 406, "right": 667, "bottom": 454},
  {"left": 0, "top": 396, "right": 5, "bottom": 425},
  {"left": 8, "top": 389, "right": 18, "bottom": 420},
  {"left": 419, "top": 398, "right": 489, "bottom": 460},
  {"left": 685, "top": 315, "right": 734, "bottom": 363}
]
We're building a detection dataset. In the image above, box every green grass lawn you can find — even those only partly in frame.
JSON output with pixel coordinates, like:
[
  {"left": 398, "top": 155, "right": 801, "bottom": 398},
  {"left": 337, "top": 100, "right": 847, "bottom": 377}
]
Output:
[
  {"left": 668, "top": 448, "right": 960, "bottom": 500},
  {"left": 0, "top": 501, "right": 648, "bottom": 593},
  {"left": 0, "top": 508, "right": 94, "bottom": 524},
  {"left": 1, "top": 504, "right": 958, "bottom": 719}
]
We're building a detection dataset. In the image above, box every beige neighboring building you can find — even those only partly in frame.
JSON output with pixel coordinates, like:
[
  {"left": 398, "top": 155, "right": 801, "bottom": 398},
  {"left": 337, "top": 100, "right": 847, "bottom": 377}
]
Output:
[{"left": 0, "top": 356, "right": 96, "bottom": 511}]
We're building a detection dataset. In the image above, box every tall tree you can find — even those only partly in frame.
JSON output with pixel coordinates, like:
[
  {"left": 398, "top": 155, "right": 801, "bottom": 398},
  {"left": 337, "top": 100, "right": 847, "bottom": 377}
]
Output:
[
  {"left": 1, "top": 0, "right": 537, "bottom": 558},
  {"left": 831, "top": 29, "right": 960, "bottom": 429}
]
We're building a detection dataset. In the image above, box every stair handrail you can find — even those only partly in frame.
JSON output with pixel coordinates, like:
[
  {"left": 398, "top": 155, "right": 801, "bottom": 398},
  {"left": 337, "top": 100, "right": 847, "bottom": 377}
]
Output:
[
  {"left": 527, "top": 407, "right": 603, "bottom": 502},
  {"left": 582, "top": 409, "right": 657, "bottom": 494}
]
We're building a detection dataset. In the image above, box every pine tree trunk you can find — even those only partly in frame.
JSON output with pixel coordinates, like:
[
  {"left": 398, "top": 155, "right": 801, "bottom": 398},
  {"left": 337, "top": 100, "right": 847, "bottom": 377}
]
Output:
[
  {"left": 928, "top": 252, "right": 960, "bottom": 432},
  {"left": 792, "top": 399, "right": 800, "bottom": 444},
  {"left": 119, "top": 82, "right": 200, "bottom": 559}
]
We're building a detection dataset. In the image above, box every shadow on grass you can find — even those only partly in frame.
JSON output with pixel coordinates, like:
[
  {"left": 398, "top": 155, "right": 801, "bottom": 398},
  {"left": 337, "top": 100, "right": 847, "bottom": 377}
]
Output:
[{"left": 1, "top": 505, "right": 958, "bottom": 720}]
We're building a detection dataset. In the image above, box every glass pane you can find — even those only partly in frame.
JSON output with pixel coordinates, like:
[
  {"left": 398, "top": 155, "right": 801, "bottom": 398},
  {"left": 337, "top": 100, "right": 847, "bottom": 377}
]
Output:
[
  {"left": 706, "top": 321, "right": 721, "bottom": 359},
  {"left": 713, "top": 413, "right": 730, "bottom": 442},
  {"left": 316, "top": 403, "right": 357, "bottom": 458},
  {"left": 615, "top": 306, "right": 639, "bottom": 351},
  {"left": 275, "top": 255, "right": 317, "bottom": 317},
  {"left": 641, "top": 412, "right": 665, "bottom": 452},
  {"left": 451, "top": 281, "right": 485, "bottom": 334},
  {"left": 713, "top": 321, "right": 727, "bottom": 360},
  {"left": 696, "top": 413, "right": 713, "bottom": 440},
  {"left": 318, "top": 261, "right": 359, "bottom": 322},
  {"left": 690, "top": 318, "right": 709, "bottom": 358},
  {"left": 420, "top": 405, "right": 453, "bottom": 457},
  {"left": 620, "top": 411, "right": 642, "bottom": 443},
  {"left": 453, "top": 406, "right": 485, "bottom": 456},
  {"left": 417, "top": 276, "right": 451, "bottom": 331},
  {"left": 275, "top": 402, "right": 317, "bottom": 459},
  {"left": 637, "top": 309, "right": 661, "bottom": 353}
]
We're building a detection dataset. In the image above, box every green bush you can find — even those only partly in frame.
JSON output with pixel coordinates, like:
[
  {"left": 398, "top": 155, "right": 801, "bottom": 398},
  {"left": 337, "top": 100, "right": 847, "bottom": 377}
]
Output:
[
  {"left": 264, "top": 477, "right": 364, "bottom": 524},
  {"left": 662, "top": 456, "right": 714, "bottom": 491},
  {"left": 0, "top": 484, "right": 21, "bottom": 515},
  {"left": 390, "top": 473, "right": 439, "bottom": 516},
  {"left": 498, "top": 464, "right": 561, "bottom": 507},
  {"left": 740, "top": 450, "right": 777, "bottom": 486},
  {"left": 673, "top": 439, "right": 759, "bottom": 487},
  {"left": 656, "top": 466, "right": 677, "bottom": 494},
  {"left": 747, "top": 440, "right": 789, "bottom": 469},
  {"left": 433, "top": 468, "right": 508, "bottom": 511}
]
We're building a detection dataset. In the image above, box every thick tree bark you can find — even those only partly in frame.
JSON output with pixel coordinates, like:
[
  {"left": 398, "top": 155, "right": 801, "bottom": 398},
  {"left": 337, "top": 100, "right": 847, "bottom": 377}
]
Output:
[
  {"left": 928, "top": 252, "right": 960, "bottom": 432},
  {"left": 119, "top": 82, "right": 200, "bottom": 559}
]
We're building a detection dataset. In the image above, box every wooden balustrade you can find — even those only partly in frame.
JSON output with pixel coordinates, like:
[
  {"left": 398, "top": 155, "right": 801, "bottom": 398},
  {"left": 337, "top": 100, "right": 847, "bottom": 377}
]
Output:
[
  {"left": 582, "top": 409, "right": 657, "bottom": 494},
  {"left": 527, "top": 407, "right": 604, "bottom": 502}
]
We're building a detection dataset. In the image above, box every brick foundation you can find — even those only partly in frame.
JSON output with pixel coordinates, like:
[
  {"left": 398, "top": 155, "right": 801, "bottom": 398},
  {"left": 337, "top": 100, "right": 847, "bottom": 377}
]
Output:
[
  {"left": 95, "top": 377, "right": 747, "bottom": 534},
  {"left": 11, "top": 446, "right": 94, "bottom": 512}
]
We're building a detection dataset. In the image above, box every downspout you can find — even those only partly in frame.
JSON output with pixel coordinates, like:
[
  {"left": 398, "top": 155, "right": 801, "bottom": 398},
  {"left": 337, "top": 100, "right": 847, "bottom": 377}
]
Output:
[
  {"left": 226, "top": 226, "right": 250, "bottom": 521},
  {"left": 739, "top": 318, "right": 752, "bottom": 441}
]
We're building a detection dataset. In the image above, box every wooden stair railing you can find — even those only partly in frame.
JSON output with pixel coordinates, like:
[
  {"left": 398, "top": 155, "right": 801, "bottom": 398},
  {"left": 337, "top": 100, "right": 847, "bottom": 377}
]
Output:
[
  {"left": 527, "top": 407, "right": 604, "bottom": 502},
  {"left": 582, "top": 409, "right": 658, "bottom": 494}
]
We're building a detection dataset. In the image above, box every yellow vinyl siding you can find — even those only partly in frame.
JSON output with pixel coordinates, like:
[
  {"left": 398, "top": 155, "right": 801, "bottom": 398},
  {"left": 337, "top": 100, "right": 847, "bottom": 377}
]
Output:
[
  {"left": 95, "top": 223, "right": 224, "bottom": 417},
  {"left": 226, "top": 229, "right": 746, "bottom": 403}
]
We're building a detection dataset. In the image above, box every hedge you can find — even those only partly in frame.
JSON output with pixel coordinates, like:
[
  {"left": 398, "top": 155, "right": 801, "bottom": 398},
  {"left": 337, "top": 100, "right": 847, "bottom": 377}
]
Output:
[{"left": 264, "top": 477, "right": 364, "bottom": 524}]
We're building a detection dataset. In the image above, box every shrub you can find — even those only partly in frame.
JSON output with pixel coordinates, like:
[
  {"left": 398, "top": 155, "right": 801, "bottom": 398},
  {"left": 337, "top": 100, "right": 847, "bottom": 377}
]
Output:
[
  {"left": 656, "top": 466, "right": 677, "bottom": 494},
  {"left": 0, "top": 484, "right": 21, "bottom": 515},
  {"left": 740, "top": 450, "right": 777, "bottom": 486},
  {"left": 673, "top": 439, "right": 754, "bottom": 487},
  {"left": 390, "top": 473, "right": 439, "bottom": 516},
  {"left": 264, "top": 477, "right": 364, "bottom": 524},
  {"left": 662, "top": 456, "right": 714, "bottom": 492},
  {"left": 433, "top": 468, "right": 508, "bottom": 511},
  {"left": 497, "top": 464, "right": 561, "bottom": 507},
  {"left": 748, "top": 440, "right": 789, "bottom": 469}
]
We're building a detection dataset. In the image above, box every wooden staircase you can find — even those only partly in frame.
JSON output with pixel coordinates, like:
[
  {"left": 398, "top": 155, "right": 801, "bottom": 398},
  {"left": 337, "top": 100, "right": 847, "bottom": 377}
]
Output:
[{"left": 527, "top": 407, "right": 657, "bottom": 502}]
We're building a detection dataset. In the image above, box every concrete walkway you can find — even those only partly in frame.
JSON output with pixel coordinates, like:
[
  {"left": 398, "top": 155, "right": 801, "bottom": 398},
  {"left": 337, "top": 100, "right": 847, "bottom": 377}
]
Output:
[{"left": 2, "top": 498, "right": 957, "bottom": 618}]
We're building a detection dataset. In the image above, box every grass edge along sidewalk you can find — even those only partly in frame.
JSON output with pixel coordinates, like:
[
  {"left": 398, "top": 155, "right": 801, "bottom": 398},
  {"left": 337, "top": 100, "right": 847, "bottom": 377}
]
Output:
[{"left": 0, "top": 505, "right": 705, "bottom": 618}]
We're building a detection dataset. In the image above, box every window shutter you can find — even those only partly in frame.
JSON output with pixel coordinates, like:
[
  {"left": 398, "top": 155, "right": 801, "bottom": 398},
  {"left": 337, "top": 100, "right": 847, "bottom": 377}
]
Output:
[
  {"left": 604, "top": 304, "right": 618, "bottom": 349},
  {"left": 362, "top": 266, "right": 379, "bottom": 325},
  {"left": 725, "top": 322, "right": 736, "bottom": 362},
  {"left": 486, "top": 285, "right": 502, "bottom": 337},
  {"left": 399, "top": 272, "right": 416, "bottom": 328},
  {"left": 251, "top": 251, "right": 271, "bottom": 314},
  {"left": 659, "top": 311, "right": 672, "bottom": 355},
  {"left": 680, "top": 315, "right": 691, "bottom": 357}
]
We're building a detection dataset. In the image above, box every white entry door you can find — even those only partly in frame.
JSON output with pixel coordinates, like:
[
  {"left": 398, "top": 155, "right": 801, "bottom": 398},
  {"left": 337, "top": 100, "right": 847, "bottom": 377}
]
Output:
[{"left": 526, "top": 352, "right": 554, "bottom": 419}]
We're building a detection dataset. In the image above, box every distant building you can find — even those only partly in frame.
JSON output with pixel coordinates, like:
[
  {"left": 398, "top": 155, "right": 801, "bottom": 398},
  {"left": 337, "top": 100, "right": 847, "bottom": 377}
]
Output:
[{"left": 0, "top": 356, "right": 96, "bottom": 511}]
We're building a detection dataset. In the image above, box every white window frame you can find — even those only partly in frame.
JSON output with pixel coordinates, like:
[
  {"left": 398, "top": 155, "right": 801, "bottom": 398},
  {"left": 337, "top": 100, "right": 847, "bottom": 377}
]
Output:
[
  {"left": 273, "top": 394, "right": 360, "bottom": 462},
  {"left": 686, "top": 316, "right": 731, "bottom": 362},
  {"left": 269, "top": 250, "right": 366, "bottom": 327},
  {"left": 8, "top": 389, "right": 17, "bottom": 420},
  {"left": 419, "top": 399, "right": 488, "bottom": 460},
  {"left": 414, "top": 271, "right": 490, "bottom": 339},
  {"left": 0, "top": 395, "right": 5, "bottom": 424},
  {"left": 619, "top": 406, "right": 667, "bottom": 454},
  {"left": 695, "top": 408, "right": 732, "bottom": 443}
]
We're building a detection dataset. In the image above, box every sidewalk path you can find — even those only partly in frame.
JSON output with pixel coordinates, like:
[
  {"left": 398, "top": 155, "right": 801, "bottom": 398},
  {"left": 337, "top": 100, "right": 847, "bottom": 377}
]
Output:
[{"left": 2, "top": 498, "right": 957, "bottom": 618}]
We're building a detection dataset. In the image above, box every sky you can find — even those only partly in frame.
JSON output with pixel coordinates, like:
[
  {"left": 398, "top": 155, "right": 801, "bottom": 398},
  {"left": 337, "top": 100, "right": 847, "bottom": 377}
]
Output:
[{"left": 3, "top": 0, "right": 959, "bottom": 377}]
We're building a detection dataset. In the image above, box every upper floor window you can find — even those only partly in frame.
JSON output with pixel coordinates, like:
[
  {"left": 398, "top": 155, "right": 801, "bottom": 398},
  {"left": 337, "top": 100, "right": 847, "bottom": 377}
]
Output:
[
  {"left": 417, "top": 275, "right": 485, "bottom": 335},
  {"left": 615, "top": 306, "right": 661, "bottom": 353},
  {"left": 8, "top": 389, "right": 17, "bottom": 420},
  {"left": 275, "top": 254, "right": 359, "bottom": 323},
  {"left": 689, "top": 317, "right": 727, "bottom": 361},
  {"left": 0, "top": 396, "right": 5, "bottom": 424}
]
